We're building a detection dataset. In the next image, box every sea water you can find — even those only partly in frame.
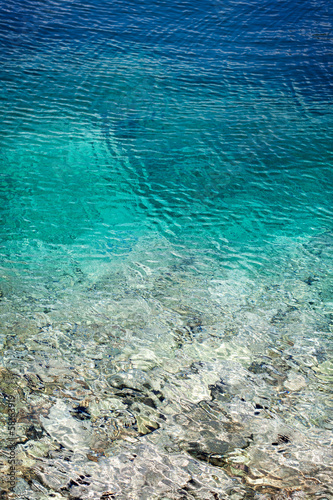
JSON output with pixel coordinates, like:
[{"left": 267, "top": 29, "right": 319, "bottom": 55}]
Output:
[{"left": 0, "top": 0, "right": 332, "bottom": 498}]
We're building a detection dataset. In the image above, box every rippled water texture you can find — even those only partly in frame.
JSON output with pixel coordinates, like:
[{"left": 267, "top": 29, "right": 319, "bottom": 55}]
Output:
[{"left": 0, "top": 0, "right": 332, "bottom": 498}]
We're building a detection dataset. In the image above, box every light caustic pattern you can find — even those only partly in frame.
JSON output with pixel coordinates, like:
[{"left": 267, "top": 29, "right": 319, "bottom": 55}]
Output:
[{"left": 0, "top": 0, "right": 332, "bottom": 498}]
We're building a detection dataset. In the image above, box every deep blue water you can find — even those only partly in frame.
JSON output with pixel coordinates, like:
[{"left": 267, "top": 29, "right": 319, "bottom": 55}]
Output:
[
  {"left": 0, "top": 0, "right": 332, "bottom": 497},
  {"left": 0, "top": 0, "right": 332, "bottom": 261}
]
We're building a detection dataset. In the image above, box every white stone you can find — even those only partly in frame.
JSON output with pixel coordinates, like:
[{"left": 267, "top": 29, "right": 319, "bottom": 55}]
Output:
[{"left": 284, "top": 373, "right": 306, "bottom": 391}]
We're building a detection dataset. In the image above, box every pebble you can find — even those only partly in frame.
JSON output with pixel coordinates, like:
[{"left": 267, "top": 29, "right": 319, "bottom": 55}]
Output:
[{"left": 284, "top": 373, "right": 306, "bottom": 391}]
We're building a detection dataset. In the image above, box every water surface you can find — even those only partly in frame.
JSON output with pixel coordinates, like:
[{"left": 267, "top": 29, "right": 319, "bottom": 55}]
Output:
[{"left": 0, "top": 0, "right": 332, "bottom": 498}]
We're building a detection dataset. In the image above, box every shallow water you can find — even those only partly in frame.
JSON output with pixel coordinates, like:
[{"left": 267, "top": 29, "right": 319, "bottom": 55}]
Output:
[{"left": 0, "top": 0, "right": 332, "bottom": 498}]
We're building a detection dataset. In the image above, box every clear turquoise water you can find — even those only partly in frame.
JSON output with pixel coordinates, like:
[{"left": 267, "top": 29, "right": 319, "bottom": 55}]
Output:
[{"left": 0, "top": 0, "right": 332, "bottom": 498}]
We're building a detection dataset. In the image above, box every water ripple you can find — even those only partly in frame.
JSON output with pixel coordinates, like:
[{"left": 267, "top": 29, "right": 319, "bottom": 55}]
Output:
[{"left": 0, "top": 0, "right": 332, "bottom": 497}]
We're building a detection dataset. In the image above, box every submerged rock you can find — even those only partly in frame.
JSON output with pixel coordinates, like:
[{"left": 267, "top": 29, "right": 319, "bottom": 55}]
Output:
[{"left": 284, "top": 373, "right": 307, "bottom": 392}]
